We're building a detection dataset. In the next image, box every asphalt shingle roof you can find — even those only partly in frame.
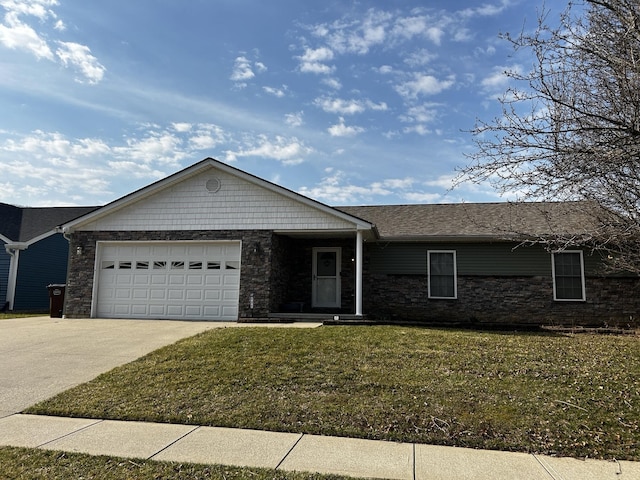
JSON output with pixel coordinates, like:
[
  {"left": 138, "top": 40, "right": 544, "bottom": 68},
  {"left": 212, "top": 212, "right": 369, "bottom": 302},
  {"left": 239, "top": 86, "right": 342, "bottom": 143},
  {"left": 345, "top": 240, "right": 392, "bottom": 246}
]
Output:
[
  {"left": 0, "top": 203, "right": 99, "bottom": 242},
  {"left": 337, "top": 202, "right": 597, "bottom": 240}
]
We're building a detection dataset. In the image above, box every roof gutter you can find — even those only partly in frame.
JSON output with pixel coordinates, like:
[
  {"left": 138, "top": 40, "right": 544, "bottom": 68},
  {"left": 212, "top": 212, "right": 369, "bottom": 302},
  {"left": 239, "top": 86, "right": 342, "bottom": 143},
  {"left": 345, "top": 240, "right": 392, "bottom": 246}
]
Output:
[{"left": 373, "top": 235, "right": 520, "bottom": 243}]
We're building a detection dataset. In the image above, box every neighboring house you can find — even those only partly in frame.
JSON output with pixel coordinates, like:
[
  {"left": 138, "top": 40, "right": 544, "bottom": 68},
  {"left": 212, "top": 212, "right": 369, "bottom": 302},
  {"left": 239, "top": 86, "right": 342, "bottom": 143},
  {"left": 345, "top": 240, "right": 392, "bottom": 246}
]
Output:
[
  {"left": 1, "top": 202, "right": 97, "bottom": 312},
  {"left": 60, "top": 158, "right": 640, "bottom": 327}
]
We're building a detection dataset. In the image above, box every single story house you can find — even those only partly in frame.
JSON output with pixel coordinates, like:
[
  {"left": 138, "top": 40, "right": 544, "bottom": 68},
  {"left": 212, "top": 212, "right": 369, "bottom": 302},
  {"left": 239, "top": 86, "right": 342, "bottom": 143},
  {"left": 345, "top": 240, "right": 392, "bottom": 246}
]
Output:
[
  {"left": 1, "top": 202, "right": 97, "bottom": 312},
  {"left": 60, "top": 158, "right": 640, "bottom": 327}
]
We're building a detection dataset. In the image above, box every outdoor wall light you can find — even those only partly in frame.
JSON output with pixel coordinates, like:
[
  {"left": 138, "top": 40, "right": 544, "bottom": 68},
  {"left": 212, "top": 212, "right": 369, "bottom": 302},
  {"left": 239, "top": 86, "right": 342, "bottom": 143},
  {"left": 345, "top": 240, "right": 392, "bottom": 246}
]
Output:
[{"left": 76, "top": 246, "right": 83, "bottom": 256}]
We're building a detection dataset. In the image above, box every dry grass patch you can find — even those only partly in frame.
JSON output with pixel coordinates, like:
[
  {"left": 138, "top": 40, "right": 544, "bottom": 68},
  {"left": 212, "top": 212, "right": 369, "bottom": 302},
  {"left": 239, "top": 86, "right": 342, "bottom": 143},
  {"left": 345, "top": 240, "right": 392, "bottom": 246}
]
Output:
[
  {"left": 0, "top": 446, "right": 353, "bottom": 479},
  {"left": 26, "top": 326, "right": 640, "bottom": 460}
]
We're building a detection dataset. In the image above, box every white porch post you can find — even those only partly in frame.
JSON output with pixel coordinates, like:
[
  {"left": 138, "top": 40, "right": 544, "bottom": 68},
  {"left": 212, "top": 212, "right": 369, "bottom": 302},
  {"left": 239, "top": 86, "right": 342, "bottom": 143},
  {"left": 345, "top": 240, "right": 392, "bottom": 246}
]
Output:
[
  {"left": 5, "top": 246, "right": 21, "bottom": 310},
  {"left": 355, "top": 230, "right": 363, "bottom": 316}
]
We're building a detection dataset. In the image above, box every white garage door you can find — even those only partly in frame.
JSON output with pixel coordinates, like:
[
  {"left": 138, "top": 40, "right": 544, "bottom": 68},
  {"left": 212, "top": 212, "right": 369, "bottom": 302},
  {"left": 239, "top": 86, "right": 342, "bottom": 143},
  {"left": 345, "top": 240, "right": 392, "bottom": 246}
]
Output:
[{"left": 94, "top": 241, "right": 241, "bottom": 321}]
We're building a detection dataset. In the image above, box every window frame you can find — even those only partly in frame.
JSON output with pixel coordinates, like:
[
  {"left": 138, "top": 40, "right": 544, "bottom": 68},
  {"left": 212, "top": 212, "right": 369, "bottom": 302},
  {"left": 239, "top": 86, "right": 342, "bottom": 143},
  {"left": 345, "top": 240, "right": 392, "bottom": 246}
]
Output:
[
  {"left": 551, "top": 250, "right": 586, "bottom": 301},
  {"left": 427, "top": 250, "right": 458, "bottom": 299}
]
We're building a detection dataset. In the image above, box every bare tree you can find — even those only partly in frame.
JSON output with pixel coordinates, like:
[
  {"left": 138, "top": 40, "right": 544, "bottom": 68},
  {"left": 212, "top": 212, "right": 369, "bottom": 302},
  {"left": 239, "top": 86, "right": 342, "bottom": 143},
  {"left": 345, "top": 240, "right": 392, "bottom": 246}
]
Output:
[{"left": 459, "top": 0, "right": 640, "bottom": 273}]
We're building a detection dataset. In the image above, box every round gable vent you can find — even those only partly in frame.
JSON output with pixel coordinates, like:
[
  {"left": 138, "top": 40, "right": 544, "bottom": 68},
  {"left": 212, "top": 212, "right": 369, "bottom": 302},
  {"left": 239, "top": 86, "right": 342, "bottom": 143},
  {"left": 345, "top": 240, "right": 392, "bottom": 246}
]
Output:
[{"left": 205, "top": 177, "right": 221, "bottom": 193}]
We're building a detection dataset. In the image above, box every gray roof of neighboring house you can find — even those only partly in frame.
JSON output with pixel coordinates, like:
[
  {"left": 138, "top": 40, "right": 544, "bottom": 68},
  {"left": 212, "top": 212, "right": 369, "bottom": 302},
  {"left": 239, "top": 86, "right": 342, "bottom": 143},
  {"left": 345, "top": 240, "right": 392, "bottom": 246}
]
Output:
[
  {"left": 0, "top": 203, "right": 99, "bottom": 243},
  {"left": 337, "top": 202, "right": 598, "bottom": 240}
]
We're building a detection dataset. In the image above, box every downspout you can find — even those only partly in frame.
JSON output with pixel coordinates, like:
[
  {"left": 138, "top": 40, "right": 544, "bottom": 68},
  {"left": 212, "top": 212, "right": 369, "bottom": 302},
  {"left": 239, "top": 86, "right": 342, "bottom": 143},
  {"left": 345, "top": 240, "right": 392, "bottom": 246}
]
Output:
[{"left": 4, "top": 244, "right": 26, "bottom": 311}]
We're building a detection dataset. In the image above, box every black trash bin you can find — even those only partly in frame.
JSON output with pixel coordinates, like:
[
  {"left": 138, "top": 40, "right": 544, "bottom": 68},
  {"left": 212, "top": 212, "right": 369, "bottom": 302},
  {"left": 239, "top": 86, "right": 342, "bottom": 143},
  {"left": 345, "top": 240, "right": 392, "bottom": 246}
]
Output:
[{"left": 47, "top": 284, "right": 66, "bottom": 318}]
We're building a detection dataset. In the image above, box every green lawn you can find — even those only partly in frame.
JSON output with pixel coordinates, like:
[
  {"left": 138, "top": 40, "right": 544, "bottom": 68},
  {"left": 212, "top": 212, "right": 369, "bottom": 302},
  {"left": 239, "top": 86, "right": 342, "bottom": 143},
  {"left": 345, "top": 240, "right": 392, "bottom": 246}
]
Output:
[
  {"left": 0, "top": 446, "right": 354, "bottom": 480},
  {"left": 26, "top": 326, "right": 640, "bottom": 460}
]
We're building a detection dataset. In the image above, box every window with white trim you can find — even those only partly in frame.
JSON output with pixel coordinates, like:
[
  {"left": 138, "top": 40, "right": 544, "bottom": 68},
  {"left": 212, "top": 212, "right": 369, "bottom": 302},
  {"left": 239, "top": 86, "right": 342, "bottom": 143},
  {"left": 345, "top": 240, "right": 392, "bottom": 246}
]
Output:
[
  {"left": 428, "top": 250, "right": 457, "bottom": 299},
  {"left": 552, "top": 251, "right": 586, "bottom": 301}
]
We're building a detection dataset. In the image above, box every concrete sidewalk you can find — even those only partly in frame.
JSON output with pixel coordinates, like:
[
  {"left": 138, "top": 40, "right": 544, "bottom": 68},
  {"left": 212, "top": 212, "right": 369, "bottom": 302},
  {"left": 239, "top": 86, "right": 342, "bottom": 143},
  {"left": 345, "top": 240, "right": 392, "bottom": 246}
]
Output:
[{"left": 1, "top": 414, "right": 637, "bottom": 479}]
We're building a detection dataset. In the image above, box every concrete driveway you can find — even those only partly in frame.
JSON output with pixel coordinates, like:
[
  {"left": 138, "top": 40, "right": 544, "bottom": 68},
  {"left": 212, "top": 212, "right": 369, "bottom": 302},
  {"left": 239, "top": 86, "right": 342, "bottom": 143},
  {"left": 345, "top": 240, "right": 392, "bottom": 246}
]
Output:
[{"left": 0, "top": 316, "right": 226, "bottom": 418}]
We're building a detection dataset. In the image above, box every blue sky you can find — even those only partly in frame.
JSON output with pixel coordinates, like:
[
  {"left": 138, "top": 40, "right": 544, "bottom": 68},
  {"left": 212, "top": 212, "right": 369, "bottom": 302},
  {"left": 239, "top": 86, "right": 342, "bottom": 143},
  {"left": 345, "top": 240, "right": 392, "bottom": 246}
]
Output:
[{"left": 0, "top": 0, "right": 548, "bottom": 207}]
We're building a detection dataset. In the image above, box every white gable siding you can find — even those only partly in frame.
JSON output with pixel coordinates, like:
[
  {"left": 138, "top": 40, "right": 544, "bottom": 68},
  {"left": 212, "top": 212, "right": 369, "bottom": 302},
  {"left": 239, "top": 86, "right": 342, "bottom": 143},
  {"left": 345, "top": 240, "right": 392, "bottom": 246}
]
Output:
[{"left": 79, "top": 168, "right": 356, "bottom": 231}]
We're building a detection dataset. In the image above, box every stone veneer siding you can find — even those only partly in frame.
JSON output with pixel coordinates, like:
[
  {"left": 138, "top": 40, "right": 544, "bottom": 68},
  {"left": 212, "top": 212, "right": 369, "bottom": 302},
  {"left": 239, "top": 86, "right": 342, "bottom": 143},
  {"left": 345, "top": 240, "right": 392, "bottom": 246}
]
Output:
[
  {"left": 363, "top": 273, "right": 640, "bottom": 328},
  {"left": 63, "top": 230, "right": 275, "bottom": 319}
]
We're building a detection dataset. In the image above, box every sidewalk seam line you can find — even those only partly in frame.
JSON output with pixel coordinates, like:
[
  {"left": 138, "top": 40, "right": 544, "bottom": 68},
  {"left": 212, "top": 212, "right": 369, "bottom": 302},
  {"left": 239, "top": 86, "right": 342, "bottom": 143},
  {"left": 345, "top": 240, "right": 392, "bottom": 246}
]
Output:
[
  {"left": 412, "top": 443, "right": 416, "bottom": 480},
  {"left": 147, "top": 425, "right": 201, "bottom": 460},
  {"left": 275, "top": 433, "right": 305, "bottom": 470},
  {"left": 35, "top": 418, "right": 104, "bottom": 448},
  {"left": 532, "top": 454, "right": 564, "bottom": 480}
]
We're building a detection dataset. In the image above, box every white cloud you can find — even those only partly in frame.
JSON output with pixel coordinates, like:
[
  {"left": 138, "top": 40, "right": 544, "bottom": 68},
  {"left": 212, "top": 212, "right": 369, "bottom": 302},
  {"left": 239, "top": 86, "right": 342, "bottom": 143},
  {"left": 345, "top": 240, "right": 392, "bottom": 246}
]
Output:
[
  {"left": 298, "top": 170, "right": 430, "bottom": 205},
  {"left": 0, "top": 12, "right": 53, "bottom": 59},
  {"left": 322, "top": 9, "right": 391, "bottom": 55},
  {"left": 327, "top": 117, "right": 365, "bottom": 137},
  {"left": 172, "top": 122, "right": 192, "bottom": 133},
  {"left": 404, "top": 191, "right": 443, "bottom": 203},
  {"left": 480, "top": 65, "right": 521, "bottom": 93},
  {"left": 224, "top": 135, "right": 313, "bottom": 165},
  {"left": 395, "top": 73, "right": 455, "bottom": 99},
  {"left": 56, "top": 41, "right": 106, "bottom": 84},
  {"left": 297, "top": 46, "right": 335, "bottom": 74},
  {"left": 315, "top": 97, "right": 387, "bottom": 115},
  {"left": 401, "top": 104, "right": 439, "bottom": 124},
  {"left": 298, "top": 169, "right": 393, "bottom": 204},
  {"left": 114, "top": 131, "right": 186, "bottom": 166},
  {"left": 321, "top": 77, "right": 342, "bottom": 89},
  {"left": 230, "top": 56, "right": 256, "bottom": 84},
  {"left": 461, "top": 1, "right": 512, "bottom": 18},
  {"left": 315, "top": 97, "right": 365, "bottom": 115},
  {"left": 0, "top": 123, "right": 232, "bottom": 205},
  {"left": 187, "top": 124, "right": 227, "bottom": 150},
  {"left": 0, "top": 0, "right": 59, "bottom": 19},
  {"left": 0, "top": 1, "right": 105, "bottom": 83},
  {"left": 404, "top": 49, "right": 437, "bottom": 67},
  {"left": 263, "top": 85, "right": 286, "bottom": 97},
  {"left": 285, "top": 111, "right": 304, "bottom": 127},
  {"left": 403, "top": 124, "right": 432, "bottom": 136}
]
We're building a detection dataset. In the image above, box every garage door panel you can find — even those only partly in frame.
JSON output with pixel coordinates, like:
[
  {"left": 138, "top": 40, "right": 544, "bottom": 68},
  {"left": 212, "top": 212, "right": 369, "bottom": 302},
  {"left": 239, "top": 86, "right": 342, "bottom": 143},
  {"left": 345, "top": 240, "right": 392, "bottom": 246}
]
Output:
[
  {"left": 223, "top": 290, "right": 239, "bottom": 301},
  {"left": 114, "top": 304, "right": 131, "bottom": 315},
  {"left": 151, "top": 275, "right": 167, "bottom": 285},
  {"left": 187, "top": 275, "right": 204, "bottom": 285},
  {"left": 185, "top": 305, "right": 202, "bottom": 316},
  {"left": 131, "top": 304, "right": 148, "bottom": 315},
  {"left": 205, "top": 275, "right": 222, "bottom": 286},
  {"left": 168, "top": 289, "right": 184, "bottom": 300},
  {"left": 150, "top": 289, "right": 167, "bottom": 300},
  {"left": 186, "top": 289, "right": 203, "bottom": 300},
  {"left": 167, "top": 305, "right": 184, "bottom": 316},
  {"left": 96, "top": 241, "right": 241, "bottom": 321},
  {"left": 204, "top": 290, "right": 221, "bottom": 301},
  {"left": 132, "top": 289, "right": 149, "bottom": 300},
  {"left": 115, "top": 289, "right": 132, "bottom": 299},
  {"left": 149, "top": 305, "right": 166, "bottom": 316}
]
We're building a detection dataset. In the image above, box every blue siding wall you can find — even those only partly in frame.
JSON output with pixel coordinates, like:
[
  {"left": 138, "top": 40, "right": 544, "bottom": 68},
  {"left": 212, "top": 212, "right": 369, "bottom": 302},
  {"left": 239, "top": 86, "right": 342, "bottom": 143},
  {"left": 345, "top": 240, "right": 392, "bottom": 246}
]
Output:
[
  {"left": 13, "top": 234, "right": 70, "bottom": 311},
  {"left": 0, "top": 242, "right": 9, "bottom": 307}
]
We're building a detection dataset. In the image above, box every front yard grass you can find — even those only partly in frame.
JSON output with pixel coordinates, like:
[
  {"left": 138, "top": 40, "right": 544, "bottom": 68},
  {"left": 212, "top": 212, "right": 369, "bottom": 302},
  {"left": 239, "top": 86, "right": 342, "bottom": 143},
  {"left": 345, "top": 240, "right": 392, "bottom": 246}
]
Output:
[
  {"left": 26, "top": 326, "right": 640, "bottom": 460},
  {"left": 0, "top": 446, "right": 354, "bottom": 480},
  {"left": 0, "top": 313, "right": 45, "bottom": 319}
]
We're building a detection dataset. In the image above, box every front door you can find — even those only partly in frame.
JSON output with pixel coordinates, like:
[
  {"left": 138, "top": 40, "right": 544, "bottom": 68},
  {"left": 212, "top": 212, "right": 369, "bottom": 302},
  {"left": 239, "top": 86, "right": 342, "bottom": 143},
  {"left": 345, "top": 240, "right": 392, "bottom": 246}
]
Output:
[{"left": 312, "top": 247, "right": 341, "bottom": 308}]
